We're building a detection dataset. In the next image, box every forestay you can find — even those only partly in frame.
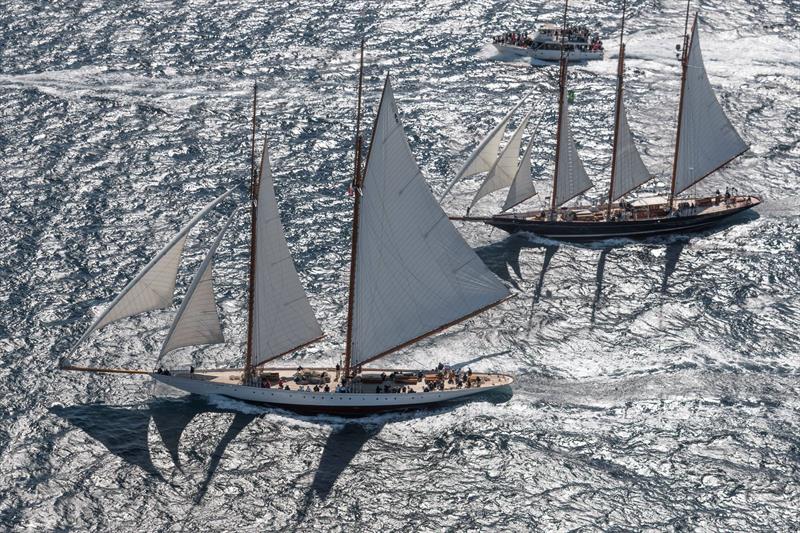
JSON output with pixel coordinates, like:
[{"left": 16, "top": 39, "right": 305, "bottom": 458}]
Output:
[
  {"left": 673, "top": 17, "right": 748, "bottom": 195},
  {"left": 503, "top": 136, "right": 537, "bottom": 211},
  {"left": 251, "top": 138, "right": 323, "bottom": 365},
  {"left": 67, "top": 188, "right": 233, "bottom": 356},
  {"left": 553, "top": 98, "right": 593, "bottom": 207},
  {"left": 470, "top": 110, "right": 532, "bottom": 211},
  {"left": 159, "top": 212, "right": 236, "bottom": 359},
  {"left": 438, "top": 95, "right": 528, "bottom": 203},
  {"left": 610, "top": 100, "right": 651, "bottom": 200},
  {"left": 350, "top": 76, "right": 510, "bottom": 366}
]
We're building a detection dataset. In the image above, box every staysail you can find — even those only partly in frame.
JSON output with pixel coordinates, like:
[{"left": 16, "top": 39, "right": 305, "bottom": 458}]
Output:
[
  {"left": 673, "top": 16, "right": 748, "bottom": 195},
  {"left": 469, "top": 110, "right": 532, "bottom": 211},
  {"left": 159, "top": 212, "right": 236, "bottom": 359},
  {"left": 251, "top": 138, "right": 323, "bottom": 365},
  {"left": 553, "top": 97, "right": 593, "bottom": 207},
  {"left": 350, "top": 76, "right": 510, "bottom": 367},
  {"left": 67, "top": 188, "right": 233, "bottom": 356},
  {"left": 503, "top": 136, "right": 537, "bottom": 211},
  {"left": 610, "top": 100, "right": 652, "bottom": 200},
  {"left": 438, "top": 95, "right": 528, "bottom": 203}
]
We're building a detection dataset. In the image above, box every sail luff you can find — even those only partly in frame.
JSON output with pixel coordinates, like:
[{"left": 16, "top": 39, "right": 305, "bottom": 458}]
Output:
[
  {"left": 66, "top": 188, "right": 234, "bottom": 357},
  {"left": 350, "top": 75, "right": 510, "bottom": 367},
  {"left": 158, "top": 211, "right": 237, "bottom": 360},
  {"left": 438, "top": 95, "right": 529, "bottom": 204},
  {"left": 502, "top": 135, "right": 537, "bottom": 211},
  {"left": 469, "top": 109, "right": 532, "bottom": 211}
]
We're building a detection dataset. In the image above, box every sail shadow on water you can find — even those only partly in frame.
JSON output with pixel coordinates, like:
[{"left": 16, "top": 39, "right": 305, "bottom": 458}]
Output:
[{"left": 591, "top": 248, "right": 610, "bottom": 326}]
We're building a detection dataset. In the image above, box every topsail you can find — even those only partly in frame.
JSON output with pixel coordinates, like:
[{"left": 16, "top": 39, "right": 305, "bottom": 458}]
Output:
[
  {"left": 673, "top": 16, "right": 748, "bottom": 195},
  {"left": 350, "top": 76, "right": 510, "bottom": 366}
]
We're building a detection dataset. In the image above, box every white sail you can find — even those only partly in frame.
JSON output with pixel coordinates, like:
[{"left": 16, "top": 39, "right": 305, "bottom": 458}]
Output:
[
  {"left": 470, "top": 110, "right": 532, "bottom": 211},
  {"left": 67, "top": 188, "right": 233, "bottom": 356},
  {"left": 350, "top": 76, "right": 510, "bottom": 366},
  {"left": 252, "top": 138, "right": 323, "bottom": 365},
  {"left": 610, "top": 100, "right": 652, "bottom": 201},
  {"left": 674, "top": 17, "right": 748, "bottom": 195},
  {"left": 553, "top": 98, "right": 593, "bottom": 207},
  {"left": 503, "top": 136, "right": 537, "bottom": 211},
  {"left": 159, "top": 212, "right": 236, "bottom": 359},
  {"left": 438, "top": 95, "right": 528, "bottom": 203}
]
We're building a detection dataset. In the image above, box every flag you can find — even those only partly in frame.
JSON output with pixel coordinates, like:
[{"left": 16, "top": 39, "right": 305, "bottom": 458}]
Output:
[{"left": 567, "top": 90, "right": 575, "bottom": 104}]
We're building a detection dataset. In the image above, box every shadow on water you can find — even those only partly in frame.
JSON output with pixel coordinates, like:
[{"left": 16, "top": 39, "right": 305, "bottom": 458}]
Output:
[
  {"left": 50, "top": 396, "right": 257, "bottom": 502},
  {"left": 591, "top": 248, "right": 609, "bottom": 326},
  {"left": 661, "top": 239, "right": 687, "bottom": 294}
]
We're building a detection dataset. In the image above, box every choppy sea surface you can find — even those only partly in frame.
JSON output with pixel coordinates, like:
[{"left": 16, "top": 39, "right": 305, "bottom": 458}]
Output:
[{"left": 1, "top": 0, "right": 798, "bottom": 531}]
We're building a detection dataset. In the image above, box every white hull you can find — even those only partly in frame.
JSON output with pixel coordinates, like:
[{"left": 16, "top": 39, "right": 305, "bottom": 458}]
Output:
[
  {"left": 153, "top": 370, "right": 513, "bottom": 415},
  {"left": 493, "top": 43, "right": 603, "bottom": 62}
]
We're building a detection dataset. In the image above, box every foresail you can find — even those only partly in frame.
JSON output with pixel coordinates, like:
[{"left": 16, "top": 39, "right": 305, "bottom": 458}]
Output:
[
  {"left": 611, "top": 101, "right": 651, "bottom": 201},
  {"left": 252, "top": 138, "right": 323, "bottom": 365},
  {"left": 470, "top": 110, "right": 532, "bottom": 211},
  {"left": 67, "top": 188, "right": 233, "bottom": 357},
  {"left": 351, "top": 76, "right": 510, "bottom": 366},
  {"left": 503, "top": 136, "right": 536, "bottom": 211},
  {"left": 438, "top": 95, "right": 528, "bottom": 203},
  {"left": 554, "top": 98, "right": 593, "bottom": 207},
  {"left": 159, "top": 212, "right": 236, "bottom": 359},
  {"left": 674, "top": 17, "right": 748, "bottom": 195}
]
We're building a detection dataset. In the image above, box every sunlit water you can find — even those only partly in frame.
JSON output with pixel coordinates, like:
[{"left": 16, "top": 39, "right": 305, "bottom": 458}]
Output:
[{"left": 1, "top": 0, "right": 798, "bottom": 531}]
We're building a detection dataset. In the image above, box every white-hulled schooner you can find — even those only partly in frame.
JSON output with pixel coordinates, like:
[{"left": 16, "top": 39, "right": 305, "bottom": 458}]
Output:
[
  {"left": 444, "top": 0, "right": 760, "bottom": 242},
  {"left": 62, "top": 45, "right": 514, "bottom": 415}
]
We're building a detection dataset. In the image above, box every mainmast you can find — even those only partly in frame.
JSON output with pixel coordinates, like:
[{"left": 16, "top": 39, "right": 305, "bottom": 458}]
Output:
[
  {"left": 245, "top": 82, "right": 259, "bottom": 380},
  {"left": 606, "top": 0, "right": 628, "bottom": 219},
  {"left": 550, "top": 0, "right": 570, "bottom": 213},
  {"left": 669, "top": 0, "right": 693, "bottom": 207},
  {"left": 344, "top": 39, "right": 366, "bottom": 378}
]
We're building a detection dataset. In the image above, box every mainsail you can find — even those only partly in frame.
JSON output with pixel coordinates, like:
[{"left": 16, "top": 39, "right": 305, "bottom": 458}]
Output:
[
  {"left": 350, "top": 76, "right": 510, "bottom": 366},
  {"left": 673, "top": 15, "right": 748, "bottom": 195},
  {"left": 159, "top": 212, "right": 236, "bottom": 359},
  {"left": 610, "top": 100, "right": 652, "bottom": 201},
  {"left": 251, "top": 138, "right": 323, "bottom": 365},
  {"left": 503, "top": 136, "right": 537, "bottom": 211},
  {"left": 67, "top": 188, "right": 233, "bottom": 356},
  {"left": 470, "top": 110, "right": 532, "bottom": 211},
  {"left": 438, "top": 95, "right": 528, "bottom": 203},
  {"left": 553, "top": 97, "right": 593, "bottom": 207}
]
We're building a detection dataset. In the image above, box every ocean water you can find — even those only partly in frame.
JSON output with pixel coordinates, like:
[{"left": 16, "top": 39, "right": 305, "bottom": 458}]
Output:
[{"left": 1, "top": 0, "right": 798, "bottom": 531}]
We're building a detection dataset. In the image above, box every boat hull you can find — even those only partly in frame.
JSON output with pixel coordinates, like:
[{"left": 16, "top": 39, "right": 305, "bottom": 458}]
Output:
[
  {"left": 476, "top": 200, "right": 759, "bottom": 242},
  {"left": 493, "top": 43, "right": 603, "bottom": 62},
  {"left": 153, "top": 371, "right": 513, "bottom": 416}
]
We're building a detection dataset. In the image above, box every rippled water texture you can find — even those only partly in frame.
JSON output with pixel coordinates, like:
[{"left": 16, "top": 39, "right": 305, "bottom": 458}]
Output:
[{"left": 1, "top": 0, "right": 798, "bottom": 531}]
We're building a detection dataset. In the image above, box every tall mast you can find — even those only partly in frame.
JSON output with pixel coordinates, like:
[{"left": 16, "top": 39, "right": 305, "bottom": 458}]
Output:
[
  {"left": 550, "top": 0, "right": 570, "bottom": 213},
  {"left": 344, "top": 39, "right": 365, "bottom": 378},
  {"left": 669, "top": 0, "right": 693, "bottom": 206},
  {"left": 606, "top": 0, "right": 628, "bottom": 218},
  {"left": 245, "top": 82, "right": 258, "bottom": 380}
]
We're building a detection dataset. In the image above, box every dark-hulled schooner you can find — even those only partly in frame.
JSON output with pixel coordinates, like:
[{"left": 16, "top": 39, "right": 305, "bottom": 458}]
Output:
[{"left": 443, "top": 0, "right": 759, "bottom": 242}]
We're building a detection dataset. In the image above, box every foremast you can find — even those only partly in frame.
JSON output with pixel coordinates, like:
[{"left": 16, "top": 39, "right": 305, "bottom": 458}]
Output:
[
  {"left": 606, "top": 0, "right": 628, "bottom": 219},
  {"left": 344, "top": 39, "right": 366, "bottom": 377},
  {"left": 550, "top": 0, "right": 570, "bottom": 214}
]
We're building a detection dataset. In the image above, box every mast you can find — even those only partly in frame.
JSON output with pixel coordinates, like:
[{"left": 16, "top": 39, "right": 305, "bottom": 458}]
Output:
[
  {"left": 344, "top": 39, "right": 365, "bottom": 377},
  {"left": 606, "top": 0, "right": 627, "bottom": 219},
  {"left": 550, "top": 0, "right": 570, "bottom": 213},
  {"left": 669, "top": 0, "right": 693, "bottom": 207},
  {"left": 245, "top": 82, "right": 258, "bottom": 380}
]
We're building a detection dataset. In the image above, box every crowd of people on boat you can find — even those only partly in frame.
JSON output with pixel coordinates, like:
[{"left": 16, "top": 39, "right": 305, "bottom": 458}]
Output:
[{"left": 493, "top": 25, "right": 603, "bottom": 51}]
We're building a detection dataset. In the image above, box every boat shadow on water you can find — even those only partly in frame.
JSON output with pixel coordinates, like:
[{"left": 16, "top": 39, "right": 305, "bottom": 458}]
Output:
[{"left": 50, "top": 387, "right": 513, "bottom": 508}]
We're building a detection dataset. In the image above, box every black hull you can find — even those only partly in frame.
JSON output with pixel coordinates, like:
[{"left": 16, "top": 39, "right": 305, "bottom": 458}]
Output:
[{"left": 479, "top": 203, "right": 758, "bottom": 243}]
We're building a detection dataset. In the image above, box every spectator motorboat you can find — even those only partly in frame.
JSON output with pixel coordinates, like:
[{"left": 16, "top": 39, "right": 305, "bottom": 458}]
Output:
[{"left": 492, "top": 23, "right": 604, "bottom": 62}]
